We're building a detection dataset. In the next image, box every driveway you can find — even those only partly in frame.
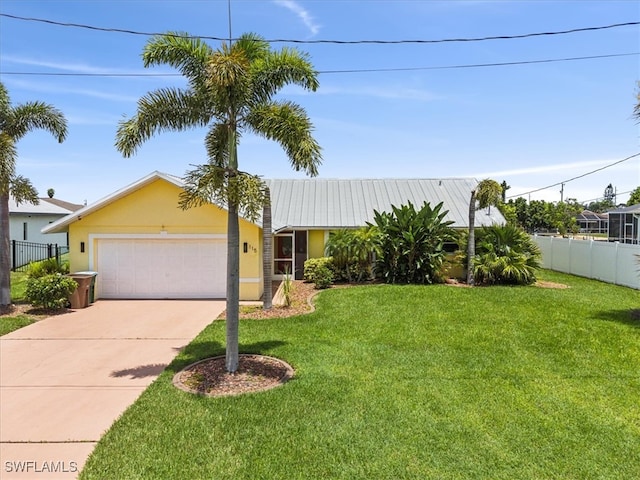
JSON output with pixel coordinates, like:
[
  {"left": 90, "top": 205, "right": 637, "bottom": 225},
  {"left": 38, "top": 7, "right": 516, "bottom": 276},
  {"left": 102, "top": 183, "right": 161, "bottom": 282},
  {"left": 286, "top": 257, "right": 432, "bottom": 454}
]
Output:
[{"left": 0, "top": 300, "right": 225, "bottom": 480}]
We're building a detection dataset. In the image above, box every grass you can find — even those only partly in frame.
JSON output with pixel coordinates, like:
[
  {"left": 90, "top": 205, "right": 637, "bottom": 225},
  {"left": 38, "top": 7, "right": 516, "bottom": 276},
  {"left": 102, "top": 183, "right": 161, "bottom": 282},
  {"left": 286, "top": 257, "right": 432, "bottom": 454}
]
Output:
[
  {"left": 0, "top": 271, "right": 36, "bottom": 336},
  {"left": 9, "top": 270, "right": 28, "bottom": 302},
  {"left": 76, "top": 270, "right": 638, "bottom": 478}
]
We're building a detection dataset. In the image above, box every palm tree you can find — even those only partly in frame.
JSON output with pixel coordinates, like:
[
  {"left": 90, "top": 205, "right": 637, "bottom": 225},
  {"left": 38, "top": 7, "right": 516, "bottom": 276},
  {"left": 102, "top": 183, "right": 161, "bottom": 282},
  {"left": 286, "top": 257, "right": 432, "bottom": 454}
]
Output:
[
  {"left": 467, "top": 179, "right": 502, "bottom": 286},
  {"left": 115, "top": 32, "right": 321, "bottom": 373},
  {"left": 0, "top": 82, "right": 68, "bottom": 309}
]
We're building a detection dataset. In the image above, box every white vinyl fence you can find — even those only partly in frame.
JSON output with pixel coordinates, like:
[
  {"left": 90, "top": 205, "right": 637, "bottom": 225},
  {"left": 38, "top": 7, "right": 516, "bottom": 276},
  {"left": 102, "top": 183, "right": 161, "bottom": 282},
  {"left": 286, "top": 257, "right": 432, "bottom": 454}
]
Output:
[{"left": 532, "top": 235, "right": 640, "bottom": 290}]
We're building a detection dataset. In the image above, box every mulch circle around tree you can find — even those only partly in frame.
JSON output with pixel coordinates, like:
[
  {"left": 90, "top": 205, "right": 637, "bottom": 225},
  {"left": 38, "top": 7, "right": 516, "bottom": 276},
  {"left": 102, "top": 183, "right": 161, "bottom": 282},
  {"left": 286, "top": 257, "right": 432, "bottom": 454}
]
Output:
[{"left": 172, "top": 354, "right": 295, "bottom": 398}]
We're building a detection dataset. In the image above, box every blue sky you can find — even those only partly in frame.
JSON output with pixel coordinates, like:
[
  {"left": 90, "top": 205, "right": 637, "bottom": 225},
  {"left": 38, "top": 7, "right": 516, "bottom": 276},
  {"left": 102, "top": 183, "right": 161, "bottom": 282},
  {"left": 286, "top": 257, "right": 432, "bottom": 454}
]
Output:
[{"left": 0, "top": 0, "right": 638, "bottom": 206}]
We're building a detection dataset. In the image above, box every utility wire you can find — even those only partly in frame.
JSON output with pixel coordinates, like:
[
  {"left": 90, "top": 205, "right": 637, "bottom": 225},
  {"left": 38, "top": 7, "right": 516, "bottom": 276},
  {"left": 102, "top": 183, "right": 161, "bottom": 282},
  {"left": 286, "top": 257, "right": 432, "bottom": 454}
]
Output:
[
  {"left": 0, "top": 13, "right": 637, "bottom": 45},
  {"left": 1, "top": 52, "right": 637, "bottom": 78},
  {"left": 505, "top": 153, "right": 640, "bottom": 200}
]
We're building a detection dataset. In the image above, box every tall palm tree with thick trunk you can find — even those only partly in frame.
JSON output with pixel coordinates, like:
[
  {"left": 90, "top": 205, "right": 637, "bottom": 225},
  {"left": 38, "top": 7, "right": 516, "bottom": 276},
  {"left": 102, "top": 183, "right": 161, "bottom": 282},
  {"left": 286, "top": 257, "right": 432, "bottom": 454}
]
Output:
[
  {"left": 115, "top": 32, "right": 321, "bottom": 372},
  {"left": 467, "top": 179, "right": 502, "bottom": 286},
  {"left": 0, "top": 82, "right": 68, "bottom": 309}
]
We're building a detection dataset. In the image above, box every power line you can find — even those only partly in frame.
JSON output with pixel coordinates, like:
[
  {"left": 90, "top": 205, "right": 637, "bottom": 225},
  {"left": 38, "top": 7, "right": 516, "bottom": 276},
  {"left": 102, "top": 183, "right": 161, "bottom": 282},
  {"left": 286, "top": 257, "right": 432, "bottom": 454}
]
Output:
[
  {"left": 505, "top": 153, "right": 640, "bottom": 200},
  {"left": 1, "top": 52, "right": 636, "bottom": 78},
  {"left": 0, "top": 13, "right": 637, "bottom": 45},
  {"left": 320, "top": 52, "right": 639, "bottom": 74}
]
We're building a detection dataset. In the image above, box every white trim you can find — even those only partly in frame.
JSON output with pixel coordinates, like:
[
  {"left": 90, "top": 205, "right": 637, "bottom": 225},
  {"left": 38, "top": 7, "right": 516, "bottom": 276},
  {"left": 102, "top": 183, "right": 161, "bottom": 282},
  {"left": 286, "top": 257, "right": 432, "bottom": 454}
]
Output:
[
  {"left": 88, "top": 233, "right": 226, "bottom": 270},
  {"left": 240, "top": 278, "right": 260, "bottom": 283}
]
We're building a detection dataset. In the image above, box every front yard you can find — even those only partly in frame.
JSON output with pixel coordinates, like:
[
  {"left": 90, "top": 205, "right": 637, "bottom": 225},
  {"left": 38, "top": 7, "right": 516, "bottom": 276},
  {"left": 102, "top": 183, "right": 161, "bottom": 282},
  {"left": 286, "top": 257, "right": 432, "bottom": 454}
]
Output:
[{"left": 80, "top": 270, "right": 640, "bottom": 479}]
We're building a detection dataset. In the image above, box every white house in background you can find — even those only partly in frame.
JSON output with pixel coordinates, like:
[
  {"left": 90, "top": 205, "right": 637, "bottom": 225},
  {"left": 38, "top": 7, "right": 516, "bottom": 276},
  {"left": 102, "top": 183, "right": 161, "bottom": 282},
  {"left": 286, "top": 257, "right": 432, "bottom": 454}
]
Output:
[{"left": 9, "top": 197, "right": 83, "bottom": 246}]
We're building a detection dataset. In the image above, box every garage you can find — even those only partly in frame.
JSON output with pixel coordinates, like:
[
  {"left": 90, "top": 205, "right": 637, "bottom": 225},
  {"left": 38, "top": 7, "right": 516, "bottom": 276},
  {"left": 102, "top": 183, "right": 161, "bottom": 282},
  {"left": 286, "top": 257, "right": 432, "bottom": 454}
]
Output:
[{"left": 96, "top": 237, "right": 227, "bottom": 299}]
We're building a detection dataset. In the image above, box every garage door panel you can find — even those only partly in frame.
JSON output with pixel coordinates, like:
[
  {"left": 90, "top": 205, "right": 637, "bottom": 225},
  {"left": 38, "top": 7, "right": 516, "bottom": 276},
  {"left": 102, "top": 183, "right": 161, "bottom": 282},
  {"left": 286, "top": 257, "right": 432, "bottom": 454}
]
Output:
[{"left": 96, "top": 238, "right": 226, "bottom": 299}]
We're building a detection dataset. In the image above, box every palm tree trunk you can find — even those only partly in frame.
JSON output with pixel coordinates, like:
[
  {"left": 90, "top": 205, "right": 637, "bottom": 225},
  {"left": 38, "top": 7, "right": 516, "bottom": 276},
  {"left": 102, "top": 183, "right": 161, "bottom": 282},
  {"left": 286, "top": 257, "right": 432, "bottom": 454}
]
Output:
[
  {"left": 262, "top": 187, "right": 272, "bottom": 310},
  {"left": 225, "top": 118, "right": 240, "bottom": 373},
  {"left": 467, "top": 189, "right": 476, "bottom": 286},
  {"left": 0, "top": 193, "right": 11, "bottom": 308},
  {"left": 226, "top": 200, "right": 240, "bottom": 373}
]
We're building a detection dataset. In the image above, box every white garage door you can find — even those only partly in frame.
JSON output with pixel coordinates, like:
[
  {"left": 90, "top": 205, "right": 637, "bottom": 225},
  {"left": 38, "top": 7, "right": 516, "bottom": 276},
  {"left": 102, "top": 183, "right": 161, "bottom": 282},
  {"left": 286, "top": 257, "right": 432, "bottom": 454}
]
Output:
[{"left": 96, "top": 238, "right": 226, "bottom": 299}]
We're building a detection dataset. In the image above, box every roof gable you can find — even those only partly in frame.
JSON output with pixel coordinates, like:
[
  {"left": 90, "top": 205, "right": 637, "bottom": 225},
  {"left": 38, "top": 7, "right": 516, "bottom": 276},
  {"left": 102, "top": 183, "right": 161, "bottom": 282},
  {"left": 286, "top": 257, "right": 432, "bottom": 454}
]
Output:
[{"left": 42, "top": 171, "right": 186, "bottom": 234}]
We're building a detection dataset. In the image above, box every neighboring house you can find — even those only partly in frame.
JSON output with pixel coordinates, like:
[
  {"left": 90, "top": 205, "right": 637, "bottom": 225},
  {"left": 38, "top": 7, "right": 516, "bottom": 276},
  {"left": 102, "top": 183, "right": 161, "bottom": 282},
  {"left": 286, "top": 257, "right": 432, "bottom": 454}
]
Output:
[
  {"left": 43, "top": 171, "right": 505, "bottom": 301},
  {"left": 9, "top": 197, "right": 83, "bottom": 246},
  {"left": 607, "top": 204, "right": 640, "bottom": 244},
  {"left": 576, "top": 210, "right": 608, "bottom": 234}
]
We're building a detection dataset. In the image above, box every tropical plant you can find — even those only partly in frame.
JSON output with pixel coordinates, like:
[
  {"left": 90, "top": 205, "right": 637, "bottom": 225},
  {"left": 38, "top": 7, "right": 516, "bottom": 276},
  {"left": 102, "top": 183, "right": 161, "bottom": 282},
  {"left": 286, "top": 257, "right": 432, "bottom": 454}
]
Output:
[
  {"left": 467, "top": 179, "right": 502, "bottom": 286},
  {"left": 115, "top": 32, "right": 321, "bottom": 372},
  {"left": 627, "top": 186, "right": 640, "bottom": 206},
  {"left": 281, "top": 270, "right": 293, "bottom": 307},
  {"left": 25, "top": 273, "right": 77, "bottom": 310},
  {"left": 324, "top": 227, "right": 380, "bottom": 282},
  {"left": 0, "top": 82, "right": 68, "bottom": 309},
  {"left": 324, "top": 229, "right": 355, "bottom": 282},
  {"left": 472, "top": 224, "right": 542, "bottom": 285},
  {"left": 372, "top": 201, "right": 457, "bottom": 284}
]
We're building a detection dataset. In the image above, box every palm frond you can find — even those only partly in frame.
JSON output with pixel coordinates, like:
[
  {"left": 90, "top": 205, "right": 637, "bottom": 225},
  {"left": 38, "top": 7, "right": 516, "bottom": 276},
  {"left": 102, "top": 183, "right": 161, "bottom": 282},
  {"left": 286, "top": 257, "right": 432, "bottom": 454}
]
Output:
[
  {"left": 143, "top": 32, "right": 213, "bottom": 88},
  {"left": 246, "top": 100, "right": 321, "bottom": 176},
  {"left": 10, "top": 175, "right": 39, "bottom": 205},
  {"left": 0, "top": 134, "right": 17, "bottom": 194},
  {"left": 4, "top": 102, "right": 67, "bottom": 142},
  {"left": 250, "top": 47, "right": 319, "bottom": 104},
  {"left": 115, "top": 88, "right": 211, "bottom": 157}
]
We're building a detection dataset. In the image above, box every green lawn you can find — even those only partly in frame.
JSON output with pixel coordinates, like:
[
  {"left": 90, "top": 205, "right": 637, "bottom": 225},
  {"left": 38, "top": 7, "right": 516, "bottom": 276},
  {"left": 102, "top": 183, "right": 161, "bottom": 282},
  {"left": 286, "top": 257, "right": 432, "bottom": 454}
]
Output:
[
  {"left": 0, "top": 271, "right": 36, "bottom": 336},
  {"left": 81, "top": 270, "right": 640, "bottom": 479}
]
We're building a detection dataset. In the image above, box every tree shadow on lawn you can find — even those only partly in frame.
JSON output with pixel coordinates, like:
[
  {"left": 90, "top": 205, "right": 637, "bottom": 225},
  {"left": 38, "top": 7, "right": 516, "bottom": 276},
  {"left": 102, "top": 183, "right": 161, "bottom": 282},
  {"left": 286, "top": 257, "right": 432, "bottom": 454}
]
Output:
[
  {"left": 165, "top": 339, "right": 289, "bottom": 374},
  {"left": 591, "top": 309, "right": 640, "bottom": 329}
]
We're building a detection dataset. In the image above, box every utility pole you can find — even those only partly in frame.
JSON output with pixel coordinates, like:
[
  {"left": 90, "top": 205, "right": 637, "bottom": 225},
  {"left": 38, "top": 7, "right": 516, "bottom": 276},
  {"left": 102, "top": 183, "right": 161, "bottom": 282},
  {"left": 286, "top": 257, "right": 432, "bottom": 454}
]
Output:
[{"left": 560, "top": 183, "right": 564, "bottom": 203}]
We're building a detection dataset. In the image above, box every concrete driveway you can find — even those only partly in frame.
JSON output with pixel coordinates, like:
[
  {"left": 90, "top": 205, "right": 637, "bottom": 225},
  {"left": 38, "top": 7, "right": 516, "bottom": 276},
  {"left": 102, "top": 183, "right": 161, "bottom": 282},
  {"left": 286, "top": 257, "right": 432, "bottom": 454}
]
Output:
[{"left": 0, "top": 300, "right": 225, "bottom": 479}]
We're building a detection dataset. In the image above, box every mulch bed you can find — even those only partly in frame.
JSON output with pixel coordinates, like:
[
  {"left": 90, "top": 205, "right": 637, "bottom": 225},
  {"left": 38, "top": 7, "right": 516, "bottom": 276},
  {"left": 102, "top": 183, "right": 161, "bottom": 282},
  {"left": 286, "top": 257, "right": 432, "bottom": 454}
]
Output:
[{"left": 173, "top": 354, "right": 294, "bottom": 398}]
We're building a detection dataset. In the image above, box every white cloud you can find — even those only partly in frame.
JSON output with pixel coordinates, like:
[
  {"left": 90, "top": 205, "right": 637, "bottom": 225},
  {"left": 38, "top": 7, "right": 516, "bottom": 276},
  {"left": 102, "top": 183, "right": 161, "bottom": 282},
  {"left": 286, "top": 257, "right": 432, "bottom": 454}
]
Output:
[
  {"left": 470, "top": 158, "right": 622, "bottom": 179},
  {"left": 1, "top": 54, "right": 144, "bottom": 75},
  {"left": 4, "top": 78, "right": 138, "bottom": 103},
  {"left": 273, "top": 0, "right": 320, "bottom": 36}
]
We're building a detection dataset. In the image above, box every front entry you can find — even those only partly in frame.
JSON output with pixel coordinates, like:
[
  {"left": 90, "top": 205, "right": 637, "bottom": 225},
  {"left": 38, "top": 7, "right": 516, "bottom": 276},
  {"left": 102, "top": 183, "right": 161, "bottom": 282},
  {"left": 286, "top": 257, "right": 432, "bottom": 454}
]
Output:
[{"left": 273, "top": 231, "right": 308, "bottom": 280}]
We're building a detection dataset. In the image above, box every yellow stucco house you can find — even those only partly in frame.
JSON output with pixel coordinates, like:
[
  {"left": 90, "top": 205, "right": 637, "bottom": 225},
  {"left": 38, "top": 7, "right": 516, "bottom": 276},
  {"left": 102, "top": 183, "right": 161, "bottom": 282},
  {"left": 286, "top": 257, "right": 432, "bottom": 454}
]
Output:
[{"left": 43, "top": 171, "right": 504, "bottom": 301}]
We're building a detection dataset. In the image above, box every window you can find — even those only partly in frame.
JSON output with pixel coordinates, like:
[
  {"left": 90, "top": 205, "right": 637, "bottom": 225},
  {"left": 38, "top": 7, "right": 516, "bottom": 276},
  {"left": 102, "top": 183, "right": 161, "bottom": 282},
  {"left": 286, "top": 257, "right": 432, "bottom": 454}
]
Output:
[
  {"left": 274, "top": 235, "right": 293, "bottom": 274},
  {"left": 23, "top": 222, "right": 28, "bottom": 241}
]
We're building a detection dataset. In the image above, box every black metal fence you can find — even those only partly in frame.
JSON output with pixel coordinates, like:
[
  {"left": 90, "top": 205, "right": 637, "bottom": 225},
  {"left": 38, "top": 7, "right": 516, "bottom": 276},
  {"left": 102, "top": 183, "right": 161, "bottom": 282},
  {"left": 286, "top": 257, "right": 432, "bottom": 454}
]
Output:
[{"left": 11, "top": 240, "right": 69, "bottom": 272}]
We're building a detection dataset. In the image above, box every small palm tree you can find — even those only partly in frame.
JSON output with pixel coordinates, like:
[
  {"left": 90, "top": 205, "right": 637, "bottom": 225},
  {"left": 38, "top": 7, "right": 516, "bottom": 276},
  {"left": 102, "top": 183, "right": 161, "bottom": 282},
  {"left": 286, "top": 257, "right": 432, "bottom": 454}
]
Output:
[
  {"left": 473, "top": 224, "right": 542, "bottom": 285},
  {"left": 115, "top": 32, "right": 321, "bottom": 373},
  {"left": 0, "top": 82, "right": 68, "bottom": 309},
  {"left": 467, "top": 179, "right": 502, "bottom": 286}
]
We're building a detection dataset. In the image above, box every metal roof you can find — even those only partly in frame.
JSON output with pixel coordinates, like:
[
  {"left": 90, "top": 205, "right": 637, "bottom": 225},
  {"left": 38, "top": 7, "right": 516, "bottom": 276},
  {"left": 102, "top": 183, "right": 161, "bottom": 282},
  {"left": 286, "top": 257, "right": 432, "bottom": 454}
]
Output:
[
  {"left": 265, "top": 178, "right": 505, "bottom": 231},
  {"left": 43, "top": 173, "right": 506, "bottom": 234},
  {"left": 609, "top": 203, "right": 640, "bottom": 214},
  {"left": 577, "top": 210, "right": 608, "bottom": 222}
]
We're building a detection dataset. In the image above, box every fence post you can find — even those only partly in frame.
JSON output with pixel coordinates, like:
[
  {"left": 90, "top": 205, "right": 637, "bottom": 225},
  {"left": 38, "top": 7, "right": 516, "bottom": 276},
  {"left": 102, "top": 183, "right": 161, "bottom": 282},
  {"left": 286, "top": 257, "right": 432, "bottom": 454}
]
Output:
[
  {"left": 11, "top": 239, "right": 16, "bottom": 272},
  {"left": 55, "top": 244, "right": 60, "bottom": 265}
]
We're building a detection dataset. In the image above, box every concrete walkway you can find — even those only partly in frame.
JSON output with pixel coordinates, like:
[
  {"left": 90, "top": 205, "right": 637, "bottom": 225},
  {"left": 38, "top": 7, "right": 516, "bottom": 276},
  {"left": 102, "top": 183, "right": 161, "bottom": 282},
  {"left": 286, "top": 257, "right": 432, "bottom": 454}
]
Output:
[{"left": 0, "top": 300, "right": 225, "bottom": 479}]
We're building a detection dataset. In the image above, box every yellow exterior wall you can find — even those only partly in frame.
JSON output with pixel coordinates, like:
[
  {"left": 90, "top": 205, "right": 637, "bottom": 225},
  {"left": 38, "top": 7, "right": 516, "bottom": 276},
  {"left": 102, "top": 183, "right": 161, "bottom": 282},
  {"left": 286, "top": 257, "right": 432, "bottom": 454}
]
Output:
[
  {"left": 67, "top": 178, "right": 263, "bottom": 300},
  {"left": 308, "top": 230, "right": 326, "bottom": 259}
]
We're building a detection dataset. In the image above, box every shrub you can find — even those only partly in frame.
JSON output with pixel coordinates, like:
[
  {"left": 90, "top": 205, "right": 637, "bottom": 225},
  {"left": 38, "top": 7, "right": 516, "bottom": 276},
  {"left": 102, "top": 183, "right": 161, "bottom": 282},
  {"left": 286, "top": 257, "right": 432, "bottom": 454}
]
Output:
[
  {"left": 304, "top": 257, "right": 333, "bottom": 282},
  {"left": 312, "top": 264, "right": 334, "bottom": 289},
  {"left": 25, "top": 273, "right": 77, "bottom": 310},
  {"left": 371, "top": 201, "right": 458, "bottom": 284},
  {"left": 27, "top": 258, "right": 69, "bottom": 278},
  {"left": 472, "top": 224, "right": 542, "bottom": 285}
]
